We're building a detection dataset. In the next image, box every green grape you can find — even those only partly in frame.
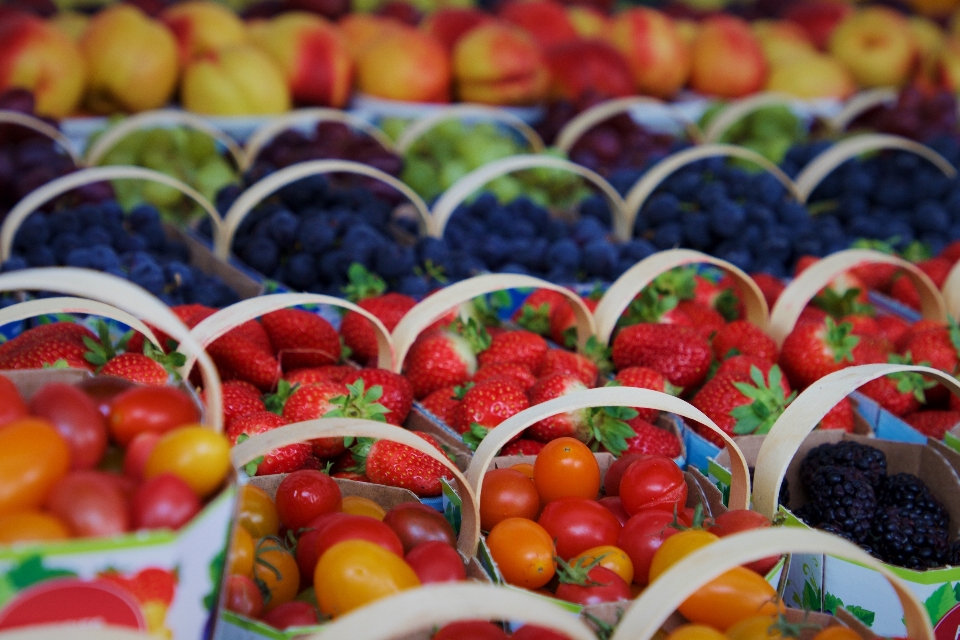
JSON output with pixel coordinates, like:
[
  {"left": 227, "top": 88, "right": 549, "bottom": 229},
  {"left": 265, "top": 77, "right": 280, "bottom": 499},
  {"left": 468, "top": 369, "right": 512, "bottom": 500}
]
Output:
[
  {"left": 698, "top": 103, "right": 723, "bottom": 130},
  {"left": 380, "top": 118, "right": 409, "bottom": 142},
  {"left": 402, "top": 157, "right": 440, "bottom": 200},
  {"left": 761, "top": 136, "right": 793, "bottom": 165},
  {"left": 142, "top": 180, "right": 183, "bottom": 208},
  {"left": 434, "top": 119, "right": 465, "bottom": 141},
  {"left": 195, "top": 157, "right": 237, "bottom": 202},
  {"left": 527, "top": 188, "right": 551, "bottom": 209},
  {"left": 99, "top": 146, "right": 137, "bottom": 167},
  {"left": 440, "top": 159, "right": 469, "bottom": 189},
  {"left": 111, "top": 180, "right": 142, "bottom": 211},
  {"left": 486, "top": 175, "right": 523, "bottom": 203},
  {"left": 142, "top": 129, "right": 174, "bottom": 156},
  {"left": 460, "top": 136, "right": 504, "bottom": 169},
  {"left": 184, "top": 130, "right": 217, "bottom": 166},
  {"left": 142, "top": 149, "right": 175, "bottom": 173}
]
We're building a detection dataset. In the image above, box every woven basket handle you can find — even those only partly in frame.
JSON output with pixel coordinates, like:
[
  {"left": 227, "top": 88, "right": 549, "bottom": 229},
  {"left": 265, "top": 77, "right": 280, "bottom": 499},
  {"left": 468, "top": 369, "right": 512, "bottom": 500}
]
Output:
[
  {"left": 554, "top": 96, "right": 703, "bottom": 152},
  {"left": 395, "top": 104, "right": 544, "bottom": 154},
  {"left": 702, "top": 92, "right": 799, "bottom": 143},
  {"left": 827, "top": 88, "right": 898, "bottom": 133}
]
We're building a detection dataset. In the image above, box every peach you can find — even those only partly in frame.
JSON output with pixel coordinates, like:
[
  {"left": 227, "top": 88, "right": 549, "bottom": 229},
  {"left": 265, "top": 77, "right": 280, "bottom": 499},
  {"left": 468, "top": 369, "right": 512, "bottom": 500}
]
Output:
[
  {"left": 161, "top": 1, "right": 248, "bottom": 65},
  {"left": 783, "top": 1, "right": 853, "bottom": 50},
  {"left": 689, "top": 15, "right": 767, "bottom": 98},
  {"left": 766, "top": 53, "right": 856, "bottom": 99},
  {"left": 498, "top": 0, "right": 578, "bottom": 50},
  {"left": 829, "top": 7, "right": 917, "bottom": 88},
  {"left": 250, "top": 12, "right": 353, "bottom": 108},
  {"left": 0, "top": 13, "right": 85, "bottom": 118},
  {"left": 546, "top": 38, "right": 633, "bottom": 102},
  {"left": 753, "top": 19, "right": 817, "bottom": 67},
  {"left": 421, "top": 8, "right": 493, "bottom": 52},
  {"left": 675, "top": 18, "right": 698, "bottom": 47},
  {"left": 181, "top": 44, "right": 290, "bottom": 115},
  {"left": 338, "top": 13, "right": 408, "bottom": 60},
  {"left": 607, "top": 8, "right": 690, "bottom": 99},
  {"left": 453, "top": 21, "right": 548, "bottom": 105},
  {"left": 79, "top": 5, "right": 178, "bottom": 114},
  {"left": 357, "top": 29, "right": 450, "bottom": 102},
  {"left": 567, "top": 6, "right": 608, "bottom": 39}
]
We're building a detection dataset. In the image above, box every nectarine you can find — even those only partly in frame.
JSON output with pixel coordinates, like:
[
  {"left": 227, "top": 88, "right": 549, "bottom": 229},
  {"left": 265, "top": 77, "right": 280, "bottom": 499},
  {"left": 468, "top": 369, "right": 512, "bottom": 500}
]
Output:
[
  {"left": 181, "top": 44, "right": 291, "bottom": 115},
  {"left": 607, "top": 8, "right": 690, "bottom": 99},
  {"left": 357, "top": 29, "right": 450, "bottom": 103},
  {"left": 162, "top": 1, "right": 248, "bottom": 65},
  {"left": 689, "top": 15, "right": 767, "bottom": 98},
  {"left": 453, "top": 21, "right": 549, "bottom": 105}
]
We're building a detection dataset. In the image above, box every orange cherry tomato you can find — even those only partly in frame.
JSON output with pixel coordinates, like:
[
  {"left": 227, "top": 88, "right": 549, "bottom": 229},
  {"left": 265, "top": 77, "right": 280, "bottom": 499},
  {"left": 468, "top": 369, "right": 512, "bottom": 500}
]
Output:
[
  {"left": 0, "top": 511, "right": 70, "bottom": 543},
  {"left": 480, "top": 468, "right": 540, "bottom": 531},
  {"left": 253, "top": 538, "right": 300, "bottom": 612},
  {"left": 0, "top": 418, "right": 71, "bottom": 516},
  {"left": 144, "top": 426, "right": 230, "bottom": 498},
  {"left": 727, "top": 615, "right": 786, "bottom": 640},
  {"left": 227, "top": 526, "right": 255, "bottom": 577},
  {"left": 812, "top": 627, "right": 862, "bottom": 640},
  {"left": 486, "top": 517, "right": 555, "bottom": 589},
  {"left": 341, "top": 496, "right": 386, "bottom": 520},
  {"left": 511, "top": 463, "right": 535, "bottom": 479},
  {"left": 314, "top": 539, "right": 420, "bottom": 617},
  {"left": 533, "top": 437, "right": 600, "bottom": 503},
  {"left": 572, "top": 545, "right": 634, "bottom": 585},
  {"left": 237, "top": 485, "right": 280, "bottom": 538},
  {"left": 666, "top": 625, "right": 729, "bottom": 640}
]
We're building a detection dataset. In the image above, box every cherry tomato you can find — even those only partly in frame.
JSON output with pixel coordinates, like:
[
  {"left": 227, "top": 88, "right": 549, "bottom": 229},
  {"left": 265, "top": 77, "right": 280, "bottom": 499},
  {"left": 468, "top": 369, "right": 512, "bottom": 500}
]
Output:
[
  {"left": 511, "top": 626, "right": 571, "bottom": 640},
  {"left": 666, "top": 624, "right": 729, "bottom": 640},
  {"left": 0, "top": 511, "right": 69, "bottom": 543},
  {"left": 131, "top": 473, "right": 201, "bottom": 531},
  {"left": 709, "top": 510, "right": 777, "bottom": 575},
  {"left": 486, "top": 517, "right": 555, "bottom": 589},
  {"left": 0, "top": 418, "right": 71, "bottom": 516},
  {"left": 341, "top": 495, "right": 386, "bottom": 520},
  {"left": 314, "top": 539, "right": 419, "bottom": 617},
  {"left": 433, "top": 621, "right": 508, "bottom": 640},
  {"left": 45, "top": 470, "right": 129, "bottom": 537},
  {"left": 108, "top": 386, "right": 200, "bottom": 446},
  {"left": 29, "top": 382, "right": 108, "bottom": 470},
  {"left": 254, "top": 538, "right": 300, "bottom": 612},
  {"left": 261, "top": 601, "right": 319, "bottom": 630},
  {"left": 555, "top": 565, "right": 631, "bottom": 606},
  {"left": 649, "top": 530, "right": 719, "bottom": 582},
  {"left": 511, "top": 463, "right": 535, "bottom": 479},
  {"left": 537, "top": 497, "right": 621, "bottom": 560},
  {"left": 597, "top": 496, "right": 630, "bottom": 525},
  {"left": 603, "top": 454, "right": 645, "bottom": 497},
  {"left": 619, "top": 457, "right": 687, "bottom": 515},
  {"left": 295, "top": 513, "right": 353, "bottom": 586},
  {"left": 480, "top": 468, "right": 540, "bottom": 531},
  {"left": 618, "top": 509, "right": 677, "bottom": 586},
  {"left": 144, "top": 426, "right": 230, "bottom": 498},
  {"left": 0, "top": 375, "right": 28, "bottom": 428},
  {"left": 237, "top": 485, "right": 280, "bottom": 538},
  {"left": 572, "top": 545, "right": 634, "bottom": 585},
  {"left": 314, "top": 514, "right": 404, "bottom": 559},
  {"left": 727, "top": 615, "right": 785, "bottom": 640},
  {"left": 275, "top": 470, "right": 342, "bottom": 532},
  {"left": 122, "top": 432, "right": 160, "bottom": 480},
  {"left": 812, "top": 627, "right": 862, "bottom": 640},
  {"left": 228, "top": 525, "right": 255, "bottom": 577},
  {"left": 383, "top": 503, "right": 457, "bottom": 553},
  {"left": 405, "top": 540, "right": 466, "bottom": 584},
  {"left": 225, "top": 574, "right": 263, "bottom": 618},
  {"left": 534, "top": 437, "right": 600, "bottom": 503},
  {"left": 77, "top": 376, "right": 135, "bottom": 417}
]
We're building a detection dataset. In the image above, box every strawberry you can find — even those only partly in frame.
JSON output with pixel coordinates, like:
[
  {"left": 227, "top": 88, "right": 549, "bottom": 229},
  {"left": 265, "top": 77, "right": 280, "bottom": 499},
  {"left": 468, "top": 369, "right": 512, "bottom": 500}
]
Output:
[
  {"left": 454, "top": 379, "right": 530, "bottom": 447},
  {"left": 778, "top": 318, "right": 859, "bottom": 389},
  {"left": 473, "top": 362, "right": 537, "bottom": 391},
  {"left": 796, "top": 306, "right": 828, "bottom": 326},
  {"left": 841, "top": 314, "right": 880, "bottom": 338},
  {"left": 206, "top": 380, "right": 265, "bottom": 427},
  {"left": 750, "top": 273, "right": 785, "bottom": 310},
  {"left": 229, "top": 320, "right": 274, "bottom": 355},
  {"left": 817, "top": 398, "right": 854, "bottom": 432},
  {"left": 260, "top": 309, "right": 342, "bottom": 370},
  {"left": 88, "top": 321, "right": 185, "bottom": 386},
  {"left": 100, "top": 353, "right": 170, "bottom": 386},
  {"left": 952, "top": 394, "right": 960, "bottom": 412},
  {"left": 341, "top": 293, "right": 416, "bottom": 364},
  {"left": 876, "top": 315, "right": 910, "bottom": 346},
  {"left": 350, "top": 432, "right": 453, "bottom": 497},
  {"left": 613, "top": 366, "right": 675, "bottom": 422},
  {"left": 281, "top": 381, "right": 351, "bottom": 422},
  {"left": 622, "top": 417, "right": 682, "bottom": 458},
  {"left": 847, "top": 240, "right": 900, "bottom": 292},
  {"left": 208, "top": 333, "right": 281, "bottom": 392},
  {"left": 611, "top": 323, "right": 713, "bottom": 390},
  {"left": 857, "top": 353, "right": 934, "bottom": 417},
  {"left": 891, "top": 258, "right": 952, "bottom": 311},
  {"left": 126, "top": 304, "right": 215, "bottom": 354},
  {"left": 675, "top": 300, "right": 725, "bottom": 340},
  {"left": 535, "top": 349, "right": 599, "bottom": 388},
  {"left": 716, "top": 355, "right": 778, "bottom": 379},
  {"left": 527, "top": 373, "right": 590, "bottom": 442},
  {"left": 284, "top": 365, "right": 356, "bottom": 386},
  {"left": 549, "top": 296, "right": 600, "bottom": 347},
  {"left": 477, "top": 330, "right": 548, "bottom": 372},
  {"left": 851, "top": 335, "right": 891, "bottom": 365},
  {"left": 694, "top": 275, "right": 742, "bottom": 322},
  {"left": 796, "top": 256, "right": 870, "bottom": 307},
  {"left": 403, "top": 320, "right": 489, "bottom": 399},
  {"left": 898, "top": 322, "right": 960, "bottom": 375},
  {"left": 905, "top": 410, "right": 960, "bottom": 439},
  {"left": 420, "top": 386, "right": 460, "bottom": 425},
  {"left": 341, "top": 368, "right": 414, "bottom": 425},
  {"left": 0, "top": 321, "right": 98, "bottom": 371},
  {"left": 513, "top": 289, "right": 567, "bottom": 335},
  {"left": 711, "top": 320, "right": 778, "bottom": 362},
  {"left": 942, "top": 241, "right": 960, "bottom": 264},
  {"left": 691, "top": 365, "right": 795, "bottom": 446},
  {"left": 500, "top": 439, "right": 544, "bottom": 456},
  {"left": 227, "top": 411, "right": 310, "bottom": 475}
]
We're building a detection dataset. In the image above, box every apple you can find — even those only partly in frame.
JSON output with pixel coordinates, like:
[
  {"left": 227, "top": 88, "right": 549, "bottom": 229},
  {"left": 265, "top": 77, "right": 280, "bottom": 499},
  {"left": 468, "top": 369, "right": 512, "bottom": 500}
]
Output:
[
  {"left": 567, "top": 7, "right": 608, "bottom": 39},
  {"left": 783, "top": 1, "right": 853, "bottom": 51},
  {"left": 546, "top": 38, "right": 634, "bottom": 102},
  {"left": 753, "top": 19, "right": 817, "bottom": 68},
  {"left": 829, "top": 7, "right": 918, "bottom": 88},
  {"left": 181, "top": 44, "right": 291, "bottom": 115},
  {"left": 421, "top": 8, "right": 493, "bottom": 52},
  {"left": 766, "top": 53, "right": 856, "bottom": 100},
  {"left": 453, "top": 21, "right": 548, "bottom": 105},
  {"left": 338, "top": 13, "right": 407, "bottom": 61},
  {"left": 607, "top": 8, "right": 690, "bottom": 99},
  {"left": 161, "top": 0, "right": 248, "bottom": 64},
  {"left": 357, "top": 29, "right": 450, "bottom": 102},
  {"left": 689, "top": 15, "right": 766, "bottom": 99},
  {"left": 498, "top": 0, "right": 578, "bottom": 50},
  {"left": 674, "top": 18, "right": 698, "bottom": 47}
]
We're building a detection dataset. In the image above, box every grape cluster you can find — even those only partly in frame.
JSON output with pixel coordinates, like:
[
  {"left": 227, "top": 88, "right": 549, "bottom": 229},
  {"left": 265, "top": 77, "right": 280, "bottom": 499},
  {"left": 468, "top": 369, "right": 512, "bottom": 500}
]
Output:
[
  {"left": 1, "top": 200, "right": 239, "bottom": 307},
  {"left": 849, "top": 86, "right": 958, "bottom": 144},
  {"left": 702, "top": 104, "right": 809, "bottom": 164}
]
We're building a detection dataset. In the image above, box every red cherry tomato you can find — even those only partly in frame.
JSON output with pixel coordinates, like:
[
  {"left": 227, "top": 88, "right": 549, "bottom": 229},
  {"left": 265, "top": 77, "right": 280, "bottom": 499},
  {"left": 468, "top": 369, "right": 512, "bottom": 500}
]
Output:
[
  {"left": 511, "top": 625, "right": 571, "bottom": 640},
  {"left": 617, "top": 509, "right": 677, "bottom": 586},
  {"left": 0, "top": 375, "right": 28, "bottom": 428},
  {"left": 383, "top": 503, "right": 457, "bottom": 553},
  {"left": 225, "top": 574, "right": 263, "bottom": 618},
  {"left": 261, "top": 601, "right": 319, "bottom": 630},
  {"left": 295, "top": 512, "right": 351, "bottom": 585},
  {"left": 709, "top": 509, "right": 776, "bottom": 575},
  {"left": 619, "top": 457, "right": 687, "bottom": 515},
  {"left": 314, "top": 514, "right": 404, "bottom": 559},
  {"left": 107, "top": 386, "right": 200, "bottom": 446},
  {"left": 537, "top": 497, "right": 621, "bottom": 560},
  {"left": 597, "top": 496, "right": 630, "bottom": 526},
  {"left": 555, "top": 566, "right": 632, "bottom": 606},
  {"left": 29, "top": 382, "right": 107, "bottom": 470},
  {"left": 77, "top": 376, "right": 135, "bottom": 417},
  {"left": 479, "top": 468, "right": 540, "bottom": 531},
  {"left": 603, "top": 454, "right": 645, "bottom": 497},
  {"left": 122, "top": 432, "right": 160, "bottom": 480},
  {"left": 275, "top": 470, "right": 342, "bottom": 532},
  {"left": 130, "top": 473, "right": 201, "bottom": 531},
  {"left": 405, "top": 540, "right": 466, "bottom": 584},
  {"left": 45, "top": 470, "right": 129, "bottom": 537},
  {"left": 433, "top": 620, "right": 508, "bottom": 640}
]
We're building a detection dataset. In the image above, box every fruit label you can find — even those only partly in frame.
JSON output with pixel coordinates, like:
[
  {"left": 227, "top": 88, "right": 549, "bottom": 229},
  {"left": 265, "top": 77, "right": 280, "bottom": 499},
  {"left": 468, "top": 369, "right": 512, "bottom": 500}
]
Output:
[{"left": 0, "top": 577, "right": 145, "bottom": 630}]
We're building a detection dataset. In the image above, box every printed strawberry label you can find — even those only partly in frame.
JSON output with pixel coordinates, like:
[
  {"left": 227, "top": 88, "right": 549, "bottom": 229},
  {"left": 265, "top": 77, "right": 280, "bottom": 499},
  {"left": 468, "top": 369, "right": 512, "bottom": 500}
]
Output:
[{"left": 0, "top": 578, "right": 146, "bottom": 630}]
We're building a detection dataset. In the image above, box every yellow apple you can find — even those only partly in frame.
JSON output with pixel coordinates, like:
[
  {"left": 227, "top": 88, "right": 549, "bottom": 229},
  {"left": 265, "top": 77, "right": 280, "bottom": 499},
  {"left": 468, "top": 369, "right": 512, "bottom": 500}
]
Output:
[
  {"left": 829, "top": 7, "right": 918, "bottom": 88},
  {"left": 766, "top": 53, "right": 856, "bottom": 99},
  {"left": 181, "top": 44, "right": 291, "bottom": 115},
  {"left": 161, "top": 1, "right": 248, "bottom": 64}
]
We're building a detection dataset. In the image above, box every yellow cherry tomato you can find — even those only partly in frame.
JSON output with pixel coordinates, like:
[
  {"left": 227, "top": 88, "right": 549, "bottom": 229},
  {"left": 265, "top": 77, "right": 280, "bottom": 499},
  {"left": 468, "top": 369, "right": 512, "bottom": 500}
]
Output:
[
  {"left": 511, "top": 463, "right": 535, "bottom": 480},
  {"left": 254, "top": 537, "right": 300, "bottom": 612},
  {"left": 227, "top": 525, "right": 254, "bottom": 577},
  {"left": 315, "top": 539, "right": 420, "bottom": 617},
  {"left": 237, "top": 485, "right": 279, "bottom": 538},
  {"left": 666, "top": 624, "right": 729, "bottom": 640},
  {"left": 144, "top": 426, "right": 230, "bottom": 498},
  {"left": 341, "top": 495, "right": 386, "bottom": 520},
  {"left": 0, "top": 419, "right": 70, "bottom": 517},
  {"left": 649, "top": 530, "right": 720, "bottom": 583},
  {"left": 572, "top": 545, "right": 634, "bottom": 585},
  {"left": 0, "top": 511, "right": 70, "bottom": 543},
  {"left": 727, "top": 616, "right": 785, "bottom": 640}
]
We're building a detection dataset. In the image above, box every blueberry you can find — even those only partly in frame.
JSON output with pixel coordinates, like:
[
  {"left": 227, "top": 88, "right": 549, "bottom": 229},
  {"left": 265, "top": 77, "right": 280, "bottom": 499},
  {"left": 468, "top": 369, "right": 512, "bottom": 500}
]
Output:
[
  {"left": 14, "top": 214, "right": 50, "bottom": 250},
  {"left": 76, "top": 203, "right": 102, "bottom": 227},
  {"left": 652, "top": 222, "right": 683, "bottom": 249},
  {"left": 375, "top": 244, "right": 415, "bottom": 279},
  {"left": 479, "top": 235, "right": 510, "bottom": 267},
  {"left": 716, "top": 245, "right": 753, "bottom": 272},
  {"left": 841, "top": 166, "right": 874, "bottom": 196},
  {"left": 886, "top": 220, "right": 915, "bottom": 248},
  {"left": 579, "top": 195, "right": 611, "bottom": 225},
  {"left": 82, "top": 225, "right": 112, "bottom": 247},
  {"left": 751, "top": 173, "right": 786, "bottom": 207},
  {"left": 573, "top": 217, "right": 607, "bottom": 244},
  {"left": 25, "top": 246, "right": 55, "bottom": 267},
  {"left": 241, "top": 236, "right": 280, "bottom": 276},
  {"left": 51, "top": 232, "right": 83, "bottom": 262},
  {"left": 697, "top": 182, "right": 727, "bottom": 209},
  {"left": 915, "top": 201, "right": 950, "bottom": 233},
  {"left": 517, "top": 238, "right": 548, "bottom": 271},
  {"left": 873, "top": 178, "right": 912, "bottom": 209},
  {"left": 129, "top": 260, "right": 165, "bottom": 295},
  {"left": 215, "top": 184, "right": 243, "bottom": 216},
  {"left": 512, "top": 219, "right": 537, "bottom": 239},
  {"left": 710, "top": 200, "right": 746, "bottom": 238},
  {"left": 644, "top": 193, "right": 681, "bottom": 225},
  {"left": 682, "top": 211, "right": 711, "bottom": 249},
  {"left": 87, "top": 244, "right": 121, "bottom": 271},
  {"left": 620, "top": 239, "right": 655, "bottom": 263},
  {"left": 583, "top": 239, "right": 618, "bottom": 280},
  {"left": 319, "top": 250, "right": 353, "bottom": 284},
  {"left": 545, "top": 219, "right": 570, "bottom": 241},
  {"left": 469, "top": 193, "right": 498, "bottom": 217},
  {"left": 500, "top": 263, "right": 529, "bottom": 275},
  {"left": 745, "top": 203, "right": 774, "bottom": 227},
  {"left": 546, "top": 266, "right": 577, "bottom": 284},
  {"left": 49, "top": 210, "right": 80, "bottom": 235},
  {"left": 666, "top": 170, "right": 699, "bottom": 195},
  {"left": 547, "top": 238, "right": 581, "bottom": 270},
  {"left": 165, "top": 261, "right": 195, "bottom": 291},
  {"left": 608, "top": 168, "right": 643, "bottom": 196},
  {"left": 285, "top": 252, "right": 317, "bottom": 290},
  {"left": 921, "top": 234, "right": 947, "bottom": 257},
  {"left": 267, "top": 209, "right": 299, "bottom": 247},
  {"left": 128, "top": 204, "right": 161, "bottom": 231},
  {"left": 398, "top": 275, "right": 429, "bottom": 297},
  {"left": 761, "top": 227, "right": 791, "bottom": 256},
  {"left": 1, "top": 256, "right": 27, "bottom": 272}
]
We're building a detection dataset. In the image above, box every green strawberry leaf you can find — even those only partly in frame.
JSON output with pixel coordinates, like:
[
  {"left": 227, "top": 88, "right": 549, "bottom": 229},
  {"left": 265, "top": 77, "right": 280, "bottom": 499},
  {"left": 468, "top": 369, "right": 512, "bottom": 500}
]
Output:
[
  {"left": 515, "top": 303, "right": 552, "bottom": 335},
  {"left": 341, "top": 263, "right": 386, "bottom": 302},
  {"left": 462, "top": 423, "right": 489, "bottom": 451},
  {"left": 925, "top": 583, "right": 958, "bottom": 623}
]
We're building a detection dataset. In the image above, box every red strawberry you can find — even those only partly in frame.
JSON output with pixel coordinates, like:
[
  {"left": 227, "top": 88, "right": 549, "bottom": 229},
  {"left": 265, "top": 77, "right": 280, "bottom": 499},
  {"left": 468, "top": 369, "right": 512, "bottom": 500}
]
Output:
[
  {"left": 891, "top": 258, "right": 952, "bottom": 311},
  {"left": 454, "top": 379, "right": 530, "bottom": 447},
  {"left": 342, "top": 293, "right": 417, "bottom": 364},
  {"left": 473, "top": 362, "right": 537, "bottom": 391},
  {"left": 876, "top": 315, "right": 910, "bottom": 346},
  {"left": 0, "top": 332, "right": 96, "bottom": 371},
  {"left": 351, "top": 432, "right": 454, "bottom": 497},
  {"left": 208, "top": 333, "right": 281, "bottom": 392},
  {"left": 622, "top": 417, "right": 682, "bottom": 458},
  {"left": 952, "top": 394, "right": 960, "bottom": 412},
  {"left": 341, "top": 368, "right": 414, "bottom": 425},
  {"left": 207, "top": 380, "right": 265, "bottom": 427},
  {"left": 942, "top": 241, "right": 960, "bottom": 264},
  {"left": 261, "top": 309, "right": 342, "bottom": 370},
  {"left": 229, "top": 320, "right": 274, "bottom": 355},
  {"left": 694, "top": 275, "right": 742, "bottom": 322},
  {"left": 841, "top": 314, "right": 880, "bottom": 338},
  {"left": 817, "top": 398, "right": 854, "bottom": 432},
  {"left": 513, "top": 289, "right": 567, "bottom": 335},
  {"left": 796, "top": 256, "right": 870, "bottom": 306},
  {"left": 750, "top": 273, "right": 785, "bottom": 310},
  {"left": 477, "top": 330, "right": 548, "bottom": 372},
  {"left": 711, "top": 320, "right": 777, "bottom": 362},
  {"left": 905, "top": 410, "right": 960, "bottom": 439},
  {"left": 403, "top": 321, "right": 489, "bottom": 399},
  {"left": 796, "top": 306, "right": 828, "bottom": 326},
  {"left": 535, "top": 349, "right": 601, "bottom": 388},
  {"left": 227, "top": 411, "right": 310, "bottom": 475},
  {"left": 126, "top": 304, "right": 215, "bottom": 354},
  {"left": 420, "top": 386, "right": 460, "bottom": 425},
  {"left": 500, "top": 438, "right": 544, "bottom": 456},
  {"left": 549, "top": 296, "right": 600, "bottom": 347},
  {"left": 691, "top": 364, "right": 795, "bottom": 446},
  {"left": 611, "top": 323, "right": 713, "bottom": 390},
  {"left": 899, "top": 324, "right": 960, "bottom": 375},
  {"left": 613, "top": 366, "right": 672, "bottom": 422},
  {"left": 857, "top": 354, "right": 934, "bottom": 417},
  {"left": 527, "top": 373, "right": 590, "bottom": 442},
  {"left": 851, "top": 335, "right": 891, "bottom": 366},
  {"left": 778, "top": 318, "right": 859, "bottom": 389},
  {"left": 284, "top": 365, "right": 356, "bottom": 386},
  {"left": 281, "top": 381, "right": 352, "bottom": 459},
  {"left": 100, "top": 353, "right": 170, "bottom": 386},
  {"left": 851, "top": 261, "right": 898, "bottom": 293},
  {"left": 675, "top": 300, "right": 725, "bottom": 340}
]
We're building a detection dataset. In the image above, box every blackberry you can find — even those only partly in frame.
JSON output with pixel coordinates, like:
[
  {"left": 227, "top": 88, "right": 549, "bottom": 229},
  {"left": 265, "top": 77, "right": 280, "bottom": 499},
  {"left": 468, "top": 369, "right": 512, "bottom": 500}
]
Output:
[
  {"left": 949, "top": 540, "right": 960, "bottom": 566},
  {"left": 817, "top": 523, "right": 882, "bottom": 559},
  {"left": 877, "top": 473, "right": 950, "bottom": 533},
  {"left": 806, "top": 466, "right": 877, "bottom": 542},
  {"left": 800, "top": 441, "right": 887, "bottom": 489},
  {"left": 870, "top": 505, "right": 948, "bottom": 570},
  {"left": 749, "top": 466, "right": 790, "bottom": 507}
]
